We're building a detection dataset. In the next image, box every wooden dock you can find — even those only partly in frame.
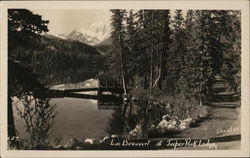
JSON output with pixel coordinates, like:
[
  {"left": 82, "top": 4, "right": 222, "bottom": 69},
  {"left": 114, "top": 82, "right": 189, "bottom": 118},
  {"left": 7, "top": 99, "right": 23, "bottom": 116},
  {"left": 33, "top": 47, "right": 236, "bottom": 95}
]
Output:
[{"left": 37, "top": 79, "right": 124, "bottom": 110}]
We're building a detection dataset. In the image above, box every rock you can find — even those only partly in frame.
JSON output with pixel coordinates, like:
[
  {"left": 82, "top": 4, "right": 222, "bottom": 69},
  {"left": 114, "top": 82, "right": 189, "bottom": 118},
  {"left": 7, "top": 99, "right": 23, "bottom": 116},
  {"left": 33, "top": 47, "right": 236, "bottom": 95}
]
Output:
[
  {"left": 157, "top": 120, "right": 169, "bottom": 128},
  {"left": 129, "top": 124, "right": 142, "bottom": 137},
  {"left": 167, "top": 124, "right": 178, "bottom": 130},
  {"left": 102, "top": 136, "right": 109, "bottom": 142},
  {"left": 199, "top": 114, "right": 205, "bottom": 118},
  {"left": 157, "top": 120, "right": 169, "bottom": 132},
  {"left": 179, "top": 121, "right": 189, "bottom": 130},
  {"left": 84, "top": 138, "right": 95, "bottom": 144},
  {"left": 162, "top": 114, "right": 171, "bottom": 121},
  {"left": 129, "top": 130, "right": 136, "bottom": 136},
  {"left": 183, "top": 117, "right": 192, "bottom": 123},
  {"left": 54, "top": 145, "right": 64, "bottom": 150},
  {"left": 179, "top": 125, "right": 187, "bottom": 130},
  {"left": 65, "top": 138, "right": 79, "bottom": 149},
  {"left": 169, "top": 118, "right": 180, "bottom": 126}
]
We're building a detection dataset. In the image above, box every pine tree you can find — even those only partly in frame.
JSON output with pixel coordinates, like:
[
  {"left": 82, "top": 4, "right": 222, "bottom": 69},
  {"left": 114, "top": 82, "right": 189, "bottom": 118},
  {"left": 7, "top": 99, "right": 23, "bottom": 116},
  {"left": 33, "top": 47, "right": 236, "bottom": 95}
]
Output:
[
  {"left": 8, "top": 9, "right": 49, "bottom": 139},
  {"left": 153, "top": 10, "right": 171, "bottom": 90},
  {"left": 219, "top": 11, "right": 241, "bottom": 95},
  {"left": 179, "top": 10, "right": 215, "bottom": 104},
  {"left": 124, "top": 10, "right": 137, "bottom": 85},
  {"left": 169, "top": 10, "right": 186, "bottom": 94},
  {"left": 110, "top": 9, "right": 127, "bottom": 95}
]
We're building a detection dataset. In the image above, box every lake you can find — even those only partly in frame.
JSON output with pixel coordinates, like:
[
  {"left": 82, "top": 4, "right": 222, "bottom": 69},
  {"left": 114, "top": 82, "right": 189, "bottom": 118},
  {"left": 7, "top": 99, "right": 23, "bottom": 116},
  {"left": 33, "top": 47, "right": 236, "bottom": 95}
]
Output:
[{"left": 13, "top": 64, "right": 118, "bottom": 144}]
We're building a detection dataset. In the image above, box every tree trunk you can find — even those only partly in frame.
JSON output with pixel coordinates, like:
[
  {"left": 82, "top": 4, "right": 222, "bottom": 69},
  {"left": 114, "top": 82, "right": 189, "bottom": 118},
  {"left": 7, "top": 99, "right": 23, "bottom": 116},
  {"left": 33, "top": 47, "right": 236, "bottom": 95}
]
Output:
[
  {"left": 149, "top": 43, "right": 154, "bottom": 94},
  {"left": 160, "top": 49, "right": 166, "bottom": 89},
  {"left": 8, "top": 96, "right": 16, "bottom": 137},
  {"left": 118, "top": 34, "right": 127, "bottom": 96},
  {"left": 153, "top": 50, "right": 163, "bottom": 89},
  {"left": 144, "top": 74, "right": 148, "bottom": 89}
]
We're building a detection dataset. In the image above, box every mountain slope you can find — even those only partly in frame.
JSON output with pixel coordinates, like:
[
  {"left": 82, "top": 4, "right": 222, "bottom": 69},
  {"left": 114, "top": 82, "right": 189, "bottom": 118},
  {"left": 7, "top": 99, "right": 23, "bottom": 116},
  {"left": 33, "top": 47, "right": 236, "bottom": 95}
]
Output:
[
  {"left": 96, "top": 37, "right": 112, "bottom": 46},
  {"left": 94, "top": 37, "right": 113, "bottom": 55},
  {"left": 60, "top": 21, "right": 111, "bottom": 45}
]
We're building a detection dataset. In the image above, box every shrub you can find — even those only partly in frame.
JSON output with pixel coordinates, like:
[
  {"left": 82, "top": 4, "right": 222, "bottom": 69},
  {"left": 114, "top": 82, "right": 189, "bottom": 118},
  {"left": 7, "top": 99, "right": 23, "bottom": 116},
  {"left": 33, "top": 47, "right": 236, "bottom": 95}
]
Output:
[{"left": 129, "top": 88, "right": 209, "bottom": 138}]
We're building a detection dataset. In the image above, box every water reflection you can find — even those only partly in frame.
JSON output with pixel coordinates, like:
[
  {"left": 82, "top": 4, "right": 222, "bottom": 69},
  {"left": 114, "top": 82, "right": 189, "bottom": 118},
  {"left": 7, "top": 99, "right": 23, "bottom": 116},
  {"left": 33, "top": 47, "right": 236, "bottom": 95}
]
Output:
[
  {"left": 36, "top": 64, "right": 102, "bottom": 86},
  {"left": 14, "top": 77, "right": 120, "bottom": 145},
  {"left": 14, "top": 95, "right": 57, "bottom": 149},
  {"left": 13, "top": 61, "right": 129, "bottom": 145},
  {"left": 49, "top": 97, "right": 113, "bottom": 144}
]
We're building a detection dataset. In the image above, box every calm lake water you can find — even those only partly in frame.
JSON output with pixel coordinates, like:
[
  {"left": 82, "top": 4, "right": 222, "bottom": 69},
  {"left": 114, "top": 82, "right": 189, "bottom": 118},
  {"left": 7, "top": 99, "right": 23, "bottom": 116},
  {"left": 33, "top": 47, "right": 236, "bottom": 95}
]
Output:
[{"left": 13, "top": 64, "right": 117, "bottom": 144}]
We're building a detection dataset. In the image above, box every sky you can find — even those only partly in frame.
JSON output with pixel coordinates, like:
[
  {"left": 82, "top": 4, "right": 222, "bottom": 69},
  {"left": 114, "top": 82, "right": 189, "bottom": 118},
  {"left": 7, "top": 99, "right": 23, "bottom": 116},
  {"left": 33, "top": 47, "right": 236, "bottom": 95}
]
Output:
[
  {"left": 32, "top": 9, "right": 186, "bottom": 36},
  {"left": 32, "top": 10, "right": 112, "bottom": 35}
]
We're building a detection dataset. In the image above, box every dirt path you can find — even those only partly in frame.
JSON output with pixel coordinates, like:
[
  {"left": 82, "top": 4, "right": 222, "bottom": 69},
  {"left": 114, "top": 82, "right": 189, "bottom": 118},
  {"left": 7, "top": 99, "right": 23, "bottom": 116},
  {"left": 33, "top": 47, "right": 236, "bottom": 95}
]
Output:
[
  {"left": 175, "top": 106, "right": 240, "bottom": 149},
  {"left": 175, "top": 107, "right": 241, "bottom": 150},
  {"left": 175, "top": 75, "right": 241, "bottom": 149},
  {"left": 177, "top": 107, "right": 240, "bottom": 139}
]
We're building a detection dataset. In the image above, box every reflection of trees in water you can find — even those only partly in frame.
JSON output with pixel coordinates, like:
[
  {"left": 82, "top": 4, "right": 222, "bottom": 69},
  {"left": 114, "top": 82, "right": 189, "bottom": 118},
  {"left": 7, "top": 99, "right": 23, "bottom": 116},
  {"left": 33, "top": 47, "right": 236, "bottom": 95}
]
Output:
[
  {"left": 105, "top": 103, "right": 147, "bottom": 136},
  {"left": 106, "top": 100, "right": 163, "bottom": 138},
  {"left": 16, "top": 95, "right": 57, "bottom": 148},
  {"left": 36, "top": 61, "right": 104, "bottom": 86},
  {"left": 105, "top": 109, "right": 124, "bottom": 135},
  {"left": 8, "top": 60, "right": 58, "bottom": 149}
]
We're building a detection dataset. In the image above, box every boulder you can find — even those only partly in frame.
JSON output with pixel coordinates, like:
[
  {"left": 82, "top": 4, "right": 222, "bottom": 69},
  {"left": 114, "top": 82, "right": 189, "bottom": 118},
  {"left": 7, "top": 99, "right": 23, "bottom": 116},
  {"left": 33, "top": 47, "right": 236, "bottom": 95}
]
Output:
[
  {"left": 54, "top": 145, "right": 64, "bottom": 150},
  {"left": 157, "top": 120, "right": 169, "bottom": 132},
  {"left": 162, "top": 114, "right": 171, "bottom": 121},
  {"left": 167, "top": 124, "right": 177, "bottom": 130},
  {"left": 179, "top": 121, "right": 189, "bottom": 130},
  {"left": 65, "top": 138, "right": 79, "bottom": 149},
  {"left": 84, "top": 138, "right": 95, "bottom": 144},
  {"left": 111, "top": 134, "right": 118, "bottom": 138},
  {"left": 129, "top": 124, "right": 142, "bottom": 137},
  {"left": 182, "top": 117, "right": 192, "bottom": 123},
  {"left": 102, "top": 136, "right": 109, "bottom": 141},
  {"left": 169, "top": 118, "right": 180, "bottom": 126}
]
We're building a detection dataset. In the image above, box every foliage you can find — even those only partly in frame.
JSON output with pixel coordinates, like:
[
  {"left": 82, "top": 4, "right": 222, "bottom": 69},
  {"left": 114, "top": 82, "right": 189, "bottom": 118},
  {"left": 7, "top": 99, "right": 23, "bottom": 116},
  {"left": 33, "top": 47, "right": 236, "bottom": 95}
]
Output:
[
  {"left": 8, "top": 9, "right": 49, "bottom": 34},
  {"left": 105, "top": 109, "right": 124, "bottom": 135},
  {"left": 105, "top": 9, "right": 240, "bottom": 138},
  {"left": 219, "top": 11, "right": 241, "bottom": 95},
  {"left": 16, "top": 95, "right": 57, "bottom": 148},
  {"left": 8, "top": 9, "right": 49, "bottom": 52},
  {"left": 127, "top": 88, "right": 209, "bottom": 138},
  {"left": 106, "top": 9, "right": 241, "bottom": 102},
  {"left": 131, "top": 88, "right": 207, "bottom": 120},
  {"left": 8, "top": 60, "right": 45, "bottom": 97}
]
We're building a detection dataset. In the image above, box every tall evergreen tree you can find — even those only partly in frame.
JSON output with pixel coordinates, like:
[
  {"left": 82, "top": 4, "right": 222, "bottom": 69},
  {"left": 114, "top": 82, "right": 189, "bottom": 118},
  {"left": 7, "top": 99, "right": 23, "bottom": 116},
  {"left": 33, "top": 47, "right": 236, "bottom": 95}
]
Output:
[
  {"left": 8, "top": 9, "right": 49, "bottom": 139},
  {"left": 169, "top": 10, "right": 186, "bottom": 94},
  {"left": 219, "top": 10, "right": 241, "bottom": 95},
  {"left": 110, "top": 9, "right": 127, "bottom": 95},
  {"left": 153, "top": 10, "right": 171, "bottom": 90}
]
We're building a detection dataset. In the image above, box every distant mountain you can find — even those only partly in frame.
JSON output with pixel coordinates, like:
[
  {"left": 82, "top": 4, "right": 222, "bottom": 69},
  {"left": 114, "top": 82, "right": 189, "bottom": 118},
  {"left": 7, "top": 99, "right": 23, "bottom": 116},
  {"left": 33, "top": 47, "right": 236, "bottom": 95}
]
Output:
[
  {"left": 42, "top": 34, "right": 102, "bottom": 56},
  {"left": 96, "top": 37, "right": 112, "bottom": 46},
  {"left": 60, "top": 21, "right": 111, "bottom": 45},
  {"left": 44, "top": 34, "right": 67, "bottom": 40},
  {"left": 95, "top": 37, "right": 113, "bottom": 55}
]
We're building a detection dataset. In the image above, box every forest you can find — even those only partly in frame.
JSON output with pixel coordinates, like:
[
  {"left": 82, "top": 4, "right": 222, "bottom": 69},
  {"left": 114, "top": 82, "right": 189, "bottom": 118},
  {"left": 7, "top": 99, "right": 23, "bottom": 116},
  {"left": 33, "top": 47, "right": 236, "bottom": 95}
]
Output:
[
  {"left": 107, "top": 9, "right": 240, "bottom": 106},
  {"left": 103, "top": 9, "right": 241, "bottom": 138}
]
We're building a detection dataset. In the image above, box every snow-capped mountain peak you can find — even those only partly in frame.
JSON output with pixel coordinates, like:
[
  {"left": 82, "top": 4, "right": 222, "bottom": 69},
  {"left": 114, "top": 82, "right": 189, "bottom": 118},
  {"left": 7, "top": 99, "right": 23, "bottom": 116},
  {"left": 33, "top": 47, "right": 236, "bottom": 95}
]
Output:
[{"left": 61, "top": 21, "right": 111, "bottom": 45}]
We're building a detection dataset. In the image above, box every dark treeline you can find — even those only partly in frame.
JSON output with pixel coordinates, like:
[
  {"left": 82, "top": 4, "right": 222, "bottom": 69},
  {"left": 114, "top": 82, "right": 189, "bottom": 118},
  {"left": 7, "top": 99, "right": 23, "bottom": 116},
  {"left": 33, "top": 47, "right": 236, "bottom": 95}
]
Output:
[
  {"left": 8, "top": 9, "right": 105, "bottom": 87},
  {"left": 9, "top": 32, "right": 104, "bottom": 69},
  {"left": 108, "top": 9, "right": 241, "bottom": 104},
  {"left": 8, "top": 9, "right": 104, "bottom": 73}
]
